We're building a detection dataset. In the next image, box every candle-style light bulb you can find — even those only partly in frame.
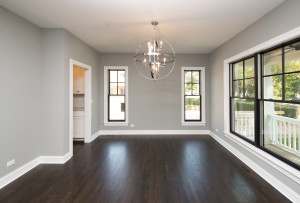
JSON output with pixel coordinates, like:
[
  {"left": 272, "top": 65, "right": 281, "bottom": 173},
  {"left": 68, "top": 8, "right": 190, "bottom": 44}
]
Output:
[
  {"left": 163, "top": 57, "right": 166, "bottom": 65},
  {"left": 160, "top": 40, "right": 163, "bottom": 49}
]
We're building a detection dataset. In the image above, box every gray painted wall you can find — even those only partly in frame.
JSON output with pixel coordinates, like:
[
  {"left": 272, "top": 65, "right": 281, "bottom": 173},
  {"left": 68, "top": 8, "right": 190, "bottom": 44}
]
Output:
[
  {"left": 0, "top": 7, "right": 42, "bottom": 177},
  {"left": 209, "top": 0, "right": 300, "bottom": 194},
  {"left": 41, "top": 29, "right": 65, "bottom": 155},
  {"left": 41, "top": 29, "right": 101, "bottom": 155},
  {"left": 0, "top": 6, "right": 102, "bottom": 178},
  {"left": 99, "top": 53, "right": 210, "bottom": 130}
]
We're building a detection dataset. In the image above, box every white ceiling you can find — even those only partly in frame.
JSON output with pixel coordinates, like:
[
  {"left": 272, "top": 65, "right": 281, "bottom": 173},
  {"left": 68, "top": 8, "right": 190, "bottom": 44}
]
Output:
[{"left": 0, "top": 0, "right": 285, "bottom": 53}]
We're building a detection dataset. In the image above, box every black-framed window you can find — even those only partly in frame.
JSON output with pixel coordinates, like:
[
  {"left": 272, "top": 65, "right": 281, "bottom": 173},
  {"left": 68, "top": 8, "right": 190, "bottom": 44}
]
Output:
[
  {"left": 184, "top": 70, "right": 201, "bottom": 121},
  {"left": 261, "top": 40, "right": 300, "bottom": 168},
  {"left": 229, "top": 38, "right": 300, "bottom": 170},
  {"left": 108, "top": 70, "right": 126, "bottom": 121},
  {"left": 230, "top": 57, "right": 256, "bottom": 142}
]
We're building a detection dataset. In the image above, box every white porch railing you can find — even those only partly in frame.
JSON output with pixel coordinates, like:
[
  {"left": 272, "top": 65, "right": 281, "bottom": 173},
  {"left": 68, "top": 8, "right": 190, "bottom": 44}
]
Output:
[
  {"left": 270, "top": 114, "right": 300, "bottom": 153},
  {"left": 235, "top": 113, "right": 255, "bottom": 140}
]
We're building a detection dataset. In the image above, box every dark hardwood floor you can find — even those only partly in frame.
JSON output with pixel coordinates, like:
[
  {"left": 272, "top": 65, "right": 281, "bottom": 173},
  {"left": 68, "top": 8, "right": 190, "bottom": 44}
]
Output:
[{"left": 0, "top": 135, "right": 290, "bottom": 202}]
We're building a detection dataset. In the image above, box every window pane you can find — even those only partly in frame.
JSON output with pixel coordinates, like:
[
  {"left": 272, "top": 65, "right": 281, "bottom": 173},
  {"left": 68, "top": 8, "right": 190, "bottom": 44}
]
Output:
[
  {"left": 263, "top": 75, "right": 282, "bottom": 100},
  {"left": 263, "top": 48, "right": 282, "bottom": 76},
  {"left": 192, "top": 84, "right": 199, "bottom": 95},
  {"left": 110, "top": 71, "right": 118, "bottom": 82},
  {"left": 231, "top": 98, "right": 255, "bottom": 141},
  {"left": 245, "top": 79, "right": 255, "bottom": 98},
  {"left": 185, "top": 84, "right": 191, "bottom": 95},
  {"left": 118, "top": 82, "right": 125, "bottom": 95},
  {"left": 262, "top": 102, "right": 300, "bottom": 166},
  {"left": 233, "top": 62, "right": 243, "bottom": 80},
  {"left": 185, "top": 71, "right": 191, "bottom": 83},
  {"left": 109, "top": 96, "right": 125, "bottom": 120},
  {"left": 285, "top": 73, "right": 300, "bottom": 101},
  {"left": 110, "top": 83, "right": 117, "bottom": 95},
  {"left": 285, "top": 42, "right": 300, "bottom": 73},
  {"left": 245, "top": 58, "right": 255, "bottom": 78},
  {"left": 185, "top": 96, "right": 200, "bottom": 120},
  {"left": 192, "top": 71, "right": 199, "bottom": 83},
  {"left": 233, "top": 80, "right": 243, "bottom": 97},
  {"left": 118, "top": 71, "right": 125, "bottom": 82}
]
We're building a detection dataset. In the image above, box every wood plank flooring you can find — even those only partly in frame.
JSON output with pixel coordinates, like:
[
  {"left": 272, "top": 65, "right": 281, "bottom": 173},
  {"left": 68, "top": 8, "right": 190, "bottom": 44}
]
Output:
[{"left": 0, "top": 135, "right": 290, "bottom": 202}]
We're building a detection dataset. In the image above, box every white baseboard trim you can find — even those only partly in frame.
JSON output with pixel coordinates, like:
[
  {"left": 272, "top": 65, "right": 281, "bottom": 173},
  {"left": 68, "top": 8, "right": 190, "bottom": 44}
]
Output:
[
  {"left": 0, "top": 157, "right": 40, "bottom": 190},
  {"left": 90, "top": 131, "right": 100, "bottom": 142},
  {"left": 0, "top": 152, "right": 72, "bottom": 190},
  {"left": 2, "top": 130, "right": 299, "bottom": 202},
  {"left": 40, "top": 152, "right": 72, "bottom": 164},
  {"left": 209, "top": 131, "right": 300, "bottom": 202},
  {"left": 99, "top": 130, "right": 210, "bottom": 135}
]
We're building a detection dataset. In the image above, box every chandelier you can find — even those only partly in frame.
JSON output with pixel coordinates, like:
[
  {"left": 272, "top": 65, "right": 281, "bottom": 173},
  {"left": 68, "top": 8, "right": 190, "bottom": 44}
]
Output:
[{"left": 134, "top": 21, "right": 175, "bottom": 80}]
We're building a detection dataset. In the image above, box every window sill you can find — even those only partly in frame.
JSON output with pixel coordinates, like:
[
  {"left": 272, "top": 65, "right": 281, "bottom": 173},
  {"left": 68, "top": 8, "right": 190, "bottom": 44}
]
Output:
[
  {"left": 103, "top": 122, "right": 129, "bottom": 126},
  {"left": 181, "top": 122, "right": 206, "bottom": 126}
]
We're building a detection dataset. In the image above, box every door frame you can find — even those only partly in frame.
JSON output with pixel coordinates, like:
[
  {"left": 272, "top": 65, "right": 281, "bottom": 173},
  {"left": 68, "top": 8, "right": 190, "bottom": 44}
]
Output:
[{"left": 69, "top": 59, "right": 92, "bottom": 156}]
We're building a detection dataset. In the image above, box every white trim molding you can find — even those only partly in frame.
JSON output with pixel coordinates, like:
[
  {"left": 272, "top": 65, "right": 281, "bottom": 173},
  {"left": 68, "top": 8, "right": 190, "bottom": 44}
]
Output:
[
  {"left": 0, "top": 157, "right": 40, "bottom": 190},
  {"left": 90, "top": 131, "right": 100, "bottom": 142},
  {"left": 69, "top": 59, "right": 92, "bottom": 155},
  {"left": 99, "top": 130, "right": 210, "bottom": 136},
  {"left": 103, "top": 66, "right": 129, "bottom": 126},
  {"left": 0, "top": 153, "right": 72, "bottom": 190},
  {"left": 40, "top": 152, "right": 72, "bottom": 164},
  {"left": 210, "top": 131, "right": 300, "bottom": 202},
  {"left": 181, "top": 67, "right": 206, "bottom": 126}
]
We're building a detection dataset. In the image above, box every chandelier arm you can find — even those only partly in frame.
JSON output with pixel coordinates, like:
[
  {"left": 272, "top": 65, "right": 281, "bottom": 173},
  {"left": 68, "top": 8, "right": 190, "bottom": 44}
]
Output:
[
  {"left": 134, "top": 23, "right": 176, "bottom": 80},
  {"left": 151, "top": 37, "right": 176, "bottom": 80}
]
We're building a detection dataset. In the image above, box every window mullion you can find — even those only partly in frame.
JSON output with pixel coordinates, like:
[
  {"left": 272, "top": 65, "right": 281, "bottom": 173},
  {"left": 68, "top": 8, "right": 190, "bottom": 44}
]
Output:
[
  {"left": 254, "top": 55, "right": 260, "bottom": 147},
  {"left": 282, "top": 47, "right": 285, "bottom": 101},
  {"left": 243, "top": 60, "right": 245, "bottom": 98}
]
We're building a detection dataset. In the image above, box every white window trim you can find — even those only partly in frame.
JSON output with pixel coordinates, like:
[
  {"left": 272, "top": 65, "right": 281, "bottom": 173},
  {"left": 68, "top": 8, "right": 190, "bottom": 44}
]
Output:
[
  {"left": 181, "top": 67, "right": 206, "bottom": 126},
  {"left": 104, "top": 66, "right": 129, "bottom": 126}
]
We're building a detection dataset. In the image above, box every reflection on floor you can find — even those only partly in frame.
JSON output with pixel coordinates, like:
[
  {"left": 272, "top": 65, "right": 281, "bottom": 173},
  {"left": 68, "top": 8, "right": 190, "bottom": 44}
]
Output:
[
  {"left": 265, "top": 144, "right": 300, "bottom": 165},
  {"left": 0, "top": 135, "right": 290, "bottom": 202}
]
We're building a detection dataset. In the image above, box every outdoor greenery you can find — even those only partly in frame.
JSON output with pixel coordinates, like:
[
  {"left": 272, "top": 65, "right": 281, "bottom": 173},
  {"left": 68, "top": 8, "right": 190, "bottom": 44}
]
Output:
[
  {"left": 265, "top": 51, "right": 300, "bottom": 101},
  {"left": 234, "top": 99, "right": 254, "bottom": 111},
  {"left": 185, "top": 70, "right": 201, "bottom": 109},
  {"left": 233, "top": 58, "right": 255, "bottom": 98},
  {"left": 233, "top": 51, "right": 300, "bottom": 118},
  {"left": 235, "top": 99, "right": 298, "bottom": 118}
]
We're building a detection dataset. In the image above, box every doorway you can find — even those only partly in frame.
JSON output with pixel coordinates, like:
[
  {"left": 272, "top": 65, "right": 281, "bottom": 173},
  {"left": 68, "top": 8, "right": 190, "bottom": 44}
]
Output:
[{"left": 69, "top": 59, "right": 92, "bottom": 156}]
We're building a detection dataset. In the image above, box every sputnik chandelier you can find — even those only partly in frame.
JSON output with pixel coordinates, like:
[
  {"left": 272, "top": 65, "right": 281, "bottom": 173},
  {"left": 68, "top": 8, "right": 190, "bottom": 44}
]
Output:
[{"left": 134, "top": 21, "right": 176, "bottom": 80}]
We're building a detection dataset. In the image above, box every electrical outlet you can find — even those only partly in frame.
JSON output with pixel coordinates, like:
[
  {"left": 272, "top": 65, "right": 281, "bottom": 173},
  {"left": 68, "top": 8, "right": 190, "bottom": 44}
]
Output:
[
  {"left": 7, "top": 159, "right": 15, "bottom": 167},
  {"left": 215, "top": 129, "right": 219, "bottom": 132},
  {"left": 130, "top": 124, "right": 135, "bottom": 127}
]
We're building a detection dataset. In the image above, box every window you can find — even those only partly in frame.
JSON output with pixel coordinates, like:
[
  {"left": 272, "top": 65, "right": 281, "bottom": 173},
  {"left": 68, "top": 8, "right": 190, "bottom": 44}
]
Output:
[
  {"left": 229, "top": 38, "right": 300, "bottom": 170},
  {"left": 261, "top": 41, "right": 300, "bottom": 168},
  {"left": 104, "top": 66, "right": 129, "bottom": 126},
  {"left": 181, "top": 67, "right": 205, "bottom": 126},
  {"left": 230, "top": 57, "right": 256, "bottom": 142}
]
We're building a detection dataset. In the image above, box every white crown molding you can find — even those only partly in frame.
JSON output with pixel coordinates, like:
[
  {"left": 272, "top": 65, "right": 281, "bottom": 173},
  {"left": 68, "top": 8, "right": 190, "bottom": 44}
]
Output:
[{"left": 209, "top": 131, "right": 300, "bottom": 203}]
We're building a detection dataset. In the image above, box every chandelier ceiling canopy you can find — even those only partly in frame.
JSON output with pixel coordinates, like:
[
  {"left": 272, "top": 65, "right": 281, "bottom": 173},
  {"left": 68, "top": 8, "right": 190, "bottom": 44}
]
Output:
[{"left": 134, "top": 21, "right": 176, "bottom": 80}]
